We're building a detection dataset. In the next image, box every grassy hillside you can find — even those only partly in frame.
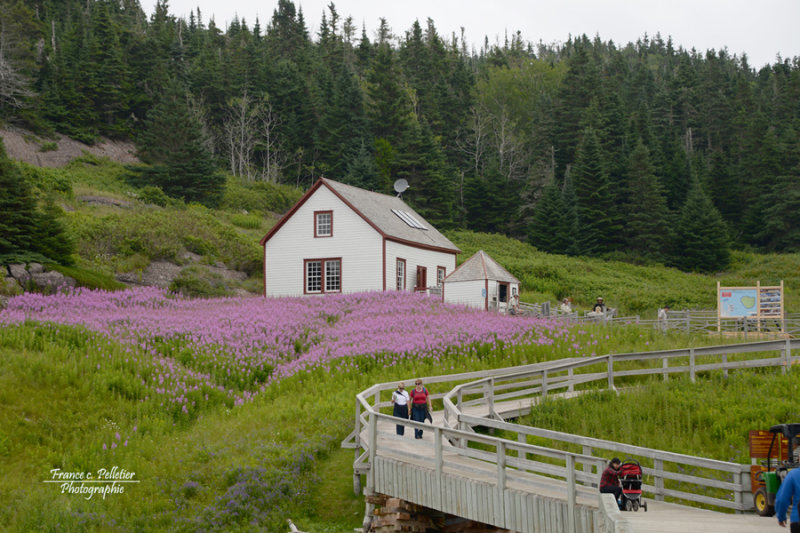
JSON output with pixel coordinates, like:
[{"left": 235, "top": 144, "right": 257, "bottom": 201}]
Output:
[
  {"left": 0, "top": 291, "right": 749, "bottom": 532},
  {"left": 8, "top": 155, "right": 302, "bottom": 295},
  {"left": 447, "top": 230, "right": 800, "bottom": 316},
  {"left": 7, "top": 156, "right": 798, "bottom": 314},
  {"left": 2, "top": 291, "right": 796, "bottom": 532},
  {"left": 3, "top": 157, "right": 799, "bottom": 531}
]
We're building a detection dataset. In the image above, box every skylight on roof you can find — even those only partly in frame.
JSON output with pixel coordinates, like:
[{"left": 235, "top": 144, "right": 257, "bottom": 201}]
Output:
[{"left": 391, "top": 208, "right": 427, "bottom": 230}]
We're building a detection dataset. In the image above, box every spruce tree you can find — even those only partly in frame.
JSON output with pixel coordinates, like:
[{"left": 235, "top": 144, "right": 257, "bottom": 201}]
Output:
[
  {"left": 623, "top": 140, "right": 670, "bottom": 260},
  {"left": 571, "top": 128, "right": 616, "bottom": 255},
  {"left": 671, "top": 179, "right": 730, "bottom": 272},
  {"left": 0, "top": 141, "right": 37, "bottom": 258},
  {"left": 529, "top": 184, "right": 570, "bottom": 254},
  {"left": 0, "top": 141, "right": 74, "bottom": 265},
  {"left": 758, "top": 163, "right": 800, "bottom": 252},
  {"left": 136, "top": 79, "right": 224, "bottom": 206},
  {"left": 343, "top": 142, "right": 379, "bottom": 189}
]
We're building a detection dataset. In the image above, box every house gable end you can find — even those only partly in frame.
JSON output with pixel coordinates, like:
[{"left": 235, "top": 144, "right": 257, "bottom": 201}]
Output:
[{"left": 260, "top": 178, "right": 387, "bottom": 247}]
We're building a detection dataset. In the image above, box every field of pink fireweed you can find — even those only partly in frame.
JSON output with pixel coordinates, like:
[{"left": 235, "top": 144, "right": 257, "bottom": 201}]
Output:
[{"left": 1, "top": 287, "right": 596, "bottom": 414}]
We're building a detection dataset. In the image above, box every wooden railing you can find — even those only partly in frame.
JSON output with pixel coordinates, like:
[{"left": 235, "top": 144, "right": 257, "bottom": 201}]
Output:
[
  {"left": 442, "top": 338, "right": 799, "bottom": 514},
  {"left": 345, "top": 360, "right": 605, "bottom": 532},
  {"left": 529, "top": 304, "right": 800, "bottom": 338},
  {"left": 346, "top": 338, "right": 798, "bottom": 531}
]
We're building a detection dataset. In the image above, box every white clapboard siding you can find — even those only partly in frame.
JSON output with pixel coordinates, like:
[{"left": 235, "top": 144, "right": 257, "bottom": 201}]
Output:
[
  {"left": 385, "top": 240, "right": 457, "bottom": 292},
  {"left": 442, "top": 280, "right": 486, "bottom": 309},
  {"left": 264, "top": 186, "right": 383, "bottom": 296}
]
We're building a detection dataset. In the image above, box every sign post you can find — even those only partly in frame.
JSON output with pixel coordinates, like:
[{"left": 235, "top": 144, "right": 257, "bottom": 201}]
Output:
[{"left": 717, "top": 280, "right": 784, "bottom": 334}]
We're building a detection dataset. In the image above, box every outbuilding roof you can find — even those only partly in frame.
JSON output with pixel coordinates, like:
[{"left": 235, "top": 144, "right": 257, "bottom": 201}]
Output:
[
  {"left": 444, "top": 250, "right": 519, "bottom": 283},
  {"left": 260, "top": 178, "right": 460, "bottom": 254}
]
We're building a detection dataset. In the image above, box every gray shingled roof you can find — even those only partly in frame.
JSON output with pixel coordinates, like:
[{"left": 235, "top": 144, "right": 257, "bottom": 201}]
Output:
[
  {"left": 323, "top": 178, "right": 460, "bottom": 253},
  {"left": 444, "top": 250, "right": 519, "bottom": 283}
]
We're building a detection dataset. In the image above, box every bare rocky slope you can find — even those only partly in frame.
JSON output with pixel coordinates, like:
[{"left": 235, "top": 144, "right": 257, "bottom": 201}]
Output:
[
  {"left": 0, "top": 126, "right": 254, "bottom": 298},
  {"left": 0, "top": 125, "right": 138, "bottom": 167}
]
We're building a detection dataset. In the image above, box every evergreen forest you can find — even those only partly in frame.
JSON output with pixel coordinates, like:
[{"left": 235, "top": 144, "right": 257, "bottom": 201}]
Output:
[{"left": 2, "top": 0, "right": 799, "bottom": 272}]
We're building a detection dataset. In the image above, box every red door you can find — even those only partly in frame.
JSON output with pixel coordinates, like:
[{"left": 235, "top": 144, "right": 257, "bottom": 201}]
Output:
[{"left": 415, "top": 266, "right": 427, "bottom": 292}]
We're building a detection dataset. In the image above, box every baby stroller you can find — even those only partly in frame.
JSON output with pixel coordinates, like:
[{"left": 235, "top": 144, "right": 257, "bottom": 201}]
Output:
[{"left": 619, "top": 460, "right": 647, "bottom": 512}]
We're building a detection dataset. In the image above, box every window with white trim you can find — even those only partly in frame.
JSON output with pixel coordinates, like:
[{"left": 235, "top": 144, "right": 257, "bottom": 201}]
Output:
[
  {"left": 437, "top": 266, "right": 446, "bottom": 287},
  {"left": 396, "top": 258, "right": 406, "bottom": 290},
  {"left": 305, "top": 258, "right": 341, "bottom": 293},
  {"left": 325, "top": 260, "right": 340, "bottom": 292},
  {"left": 314, "top": 211, "right": 332, "bottom": 237}
]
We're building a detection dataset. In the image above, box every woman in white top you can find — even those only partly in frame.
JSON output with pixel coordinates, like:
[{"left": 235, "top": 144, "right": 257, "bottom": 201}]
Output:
[{"left": 391, "top": 382, "right": 410, "bottom": 435}]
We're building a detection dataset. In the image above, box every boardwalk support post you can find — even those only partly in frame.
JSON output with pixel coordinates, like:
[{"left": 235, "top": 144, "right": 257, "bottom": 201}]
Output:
[
  {"left": 654, "top": 458, "right": 664, "bottom": 501},
  {"left": 497, "top": 440, "right": 506, "bottom": 519},
  {"left": 434, "top": 426, "right": 443, "bottom": 509},
  {"left": 367, "top": 413, "right": 377, "bottom": 495},
  {"left": 566, "top": 454, "right": 576, "bottom": 533}
]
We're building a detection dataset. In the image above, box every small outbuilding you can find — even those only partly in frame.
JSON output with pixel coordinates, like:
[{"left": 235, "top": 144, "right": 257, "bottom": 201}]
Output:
[{"left": 442, "top": 250, "right": 520, "bottom": 312}]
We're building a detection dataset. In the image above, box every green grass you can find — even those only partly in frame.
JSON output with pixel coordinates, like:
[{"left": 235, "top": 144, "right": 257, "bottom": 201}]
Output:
[
  {"left": 446, "top": 230, "right": 800, "bottom": 316},
  {"left": 524, "top": 371, "right": 800, "bottom": 463},
  {"left": 0, "top": 317, "right": 777, "bottom": 532}
]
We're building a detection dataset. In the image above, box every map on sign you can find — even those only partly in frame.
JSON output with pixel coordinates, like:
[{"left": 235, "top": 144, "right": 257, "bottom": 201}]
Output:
[{"left": 719, "top": 288, "right": 758, "bottom": 318}]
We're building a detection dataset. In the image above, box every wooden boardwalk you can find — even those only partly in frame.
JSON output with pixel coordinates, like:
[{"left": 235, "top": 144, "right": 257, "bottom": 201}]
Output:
[
  {"left": 360, "top": 409, "right": 770, "bottom": 532},
  {"left": 348, "top": 341, "right": 799, "bottom": 532}
]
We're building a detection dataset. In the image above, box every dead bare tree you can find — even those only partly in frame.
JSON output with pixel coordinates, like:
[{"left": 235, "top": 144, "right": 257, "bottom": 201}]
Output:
[
  {"left": 489, "top": 97, "right": 529, "bottom": 183},
  {"left": 256, "top": 101, "right": 283, "bottom": 183},
  {"left": 222, "top": 88, "right": 259, "bottom": 180},
  {"left": 0, "top": 15, "right": 34, "bottom": 109},
  {"left": 454, "top": 104, "right": 489, "bottom": 177}
]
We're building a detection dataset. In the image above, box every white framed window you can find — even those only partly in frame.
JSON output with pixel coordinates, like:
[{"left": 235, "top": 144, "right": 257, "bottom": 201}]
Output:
[
  {"left": 396, "top": 258, "right": 406, "bottom": 290},
  {"left": 305, "top": 258, "right": 341, "bottom": 293},
  {"left": 314, "top": 211, "right": 333, "bottom": 237},
  {"left": 437, "top": 266, "right": 446, "bottom": 287},
  {"left": 325, "top": 260, "right": 340, "bottom": 292}
]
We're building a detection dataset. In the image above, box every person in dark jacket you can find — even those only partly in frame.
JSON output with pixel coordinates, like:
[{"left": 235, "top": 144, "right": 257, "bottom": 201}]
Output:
[
  {"left": 391, "top": 382, "right": 410, "bottom": 435},
  {"left": 600, "top": 457, "right": 623, "bottom": 506}
]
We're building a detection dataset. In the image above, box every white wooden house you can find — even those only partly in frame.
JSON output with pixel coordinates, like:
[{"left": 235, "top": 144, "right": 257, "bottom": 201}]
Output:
[
  {"left": 442, "top": 250, "right": 520, "bottom": 312},
  {"left": 259, "top": 178, "right": 460, "bottom": 297}
]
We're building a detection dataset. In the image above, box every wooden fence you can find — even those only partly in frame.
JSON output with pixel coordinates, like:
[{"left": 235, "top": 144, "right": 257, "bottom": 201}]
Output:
[
  {"left": 520, "top": 302, "right": 800, "bottom": 339},
  {"left": 442, "top": 338, "right": 799, "bottom": 514},
  {"left": 345, "top": 338, "right": 798, "bottom": 532},
  {"left": 344, "top": 360, "right": 604, "bottom": 532}
]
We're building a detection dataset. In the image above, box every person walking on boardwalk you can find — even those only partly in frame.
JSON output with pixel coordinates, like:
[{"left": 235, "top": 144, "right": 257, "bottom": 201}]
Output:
[
  {"left": 409, "top": 379, "right": 432, "bottom": 439},
  {"left": 391, "top": 382, "right": 410, "bottom": 436},
  {"left": 776, "top": 467, "right": 800, "bottom": 530},
  {"left": 599, "top": 457, "right": 623, "bottom": 507}
]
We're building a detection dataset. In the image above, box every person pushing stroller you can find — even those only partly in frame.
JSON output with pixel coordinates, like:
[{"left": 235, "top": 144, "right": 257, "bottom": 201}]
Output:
[{"left": 600, "top": 457, "right": 623, "bottom": 507}]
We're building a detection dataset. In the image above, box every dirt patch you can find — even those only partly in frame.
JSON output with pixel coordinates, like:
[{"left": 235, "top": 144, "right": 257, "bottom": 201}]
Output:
[{"left": 0, "top": 125, "right": 139, "bottom": 167}]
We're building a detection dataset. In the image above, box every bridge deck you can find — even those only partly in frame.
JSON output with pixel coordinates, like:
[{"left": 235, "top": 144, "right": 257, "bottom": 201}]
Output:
[{"left": 361, "top": 400, "right": 772, "bottom": 533}]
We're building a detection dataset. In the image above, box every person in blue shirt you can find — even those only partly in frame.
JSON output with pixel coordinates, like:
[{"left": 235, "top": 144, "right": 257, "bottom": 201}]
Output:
[{"left": 776, "top": 468, "right": 800, "bottom": 530}]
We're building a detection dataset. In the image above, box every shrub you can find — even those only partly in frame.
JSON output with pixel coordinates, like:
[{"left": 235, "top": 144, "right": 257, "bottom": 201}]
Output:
[
  {"left": 221, "top": 179, "right": 303, "bottom": 215},
  {"left": 168, "top": 266, "right": 232, "bottom": 298},
  {"left": 230, "top": 213, "right": 264, "bottom": 230},
  {"left": 135, "top": 185, "right": 170, "bottom": 207}
]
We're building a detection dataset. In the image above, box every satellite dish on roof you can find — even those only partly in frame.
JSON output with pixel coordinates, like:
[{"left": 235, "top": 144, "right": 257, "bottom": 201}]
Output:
[{"left": 393, "top": 179, "right": 409, "bottom": 197}]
